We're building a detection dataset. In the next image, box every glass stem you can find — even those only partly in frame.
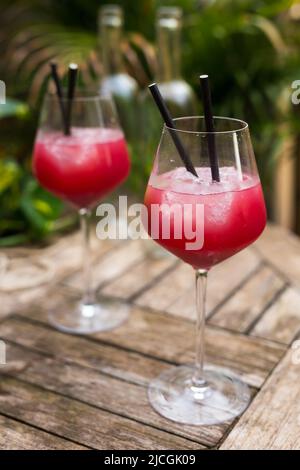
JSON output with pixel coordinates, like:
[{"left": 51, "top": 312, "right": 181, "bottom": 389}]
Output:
[
  {"left": 79, "top": 208, "right": 94, "bottom": 305},
  {"left": 192, "top": 269, "right": 208, "bottom": 388}
]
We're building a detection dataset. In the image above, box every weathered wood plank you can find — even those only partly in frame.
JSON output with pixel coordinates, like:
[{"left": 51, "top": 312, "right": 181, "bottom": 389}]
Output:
[
  {"left": 2, "top": 311, "right": 283, "bottom": 395},
  {"left": 250, "top": 287, "right": 300, "bottom": 344},
  {"left": 135, "top": 262, "right": 192, "bottom": 312},
  {"left": 180, "top": 326, "right": 286, "bottom": 389},
  {"left": 0, "top": 415, "right": 86, "bottom": 450},
  {"left": 209, "top": 266, "right": 286, "bottom": 332},
  {"left": 0, "top": 293, "right": 16, "bottom": 321},
  {"left": 0, "top": 346, "right": 205, "bottom": 449},
  {"left": 93, "top": 307, "right": 285, "bottom": 389},
  {"left": 221, "top": 347, "right": 300, "bottom": 450},
  {"left": 44, "top": 229, "right": 116, "bottom": 270},
  {"left": 19, "top": 230, "right": 115, "bottom": 287},
  {"left": 17, "top": 301, "right": 286, "bottom": 389},
  {"left": 2, "top": 222, "right": 296, "bottom": 450},
  {"left": 65, "top": 240, "right": 145, "bottom": 291},
  {"left": 0, "top": 231, "right": 118, "bottom": 320},
  {"left": 0, "top": 317, "right": 168, "bottom": 385},
  {"left": 119, "top": 323, "right": 284, "bottom": 389},
  {"left": 254, "top": 223, "right": 300, "bottom": 287},
  {"left": 102, "top": 256, "right": 177, "bottom": 301},
  {"left": 0, "top": 323, "right": 224, "bottom": 447},
  {"left": 135, "top": 248, "right": 260, "bottom": 318}
]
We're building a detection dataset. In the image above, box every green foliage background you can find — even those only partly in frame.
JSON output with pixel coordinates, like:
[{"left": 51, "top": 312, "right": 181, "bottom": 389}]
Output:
[{"left": 0, "top": 0, "right": 299, "bottom": 245}]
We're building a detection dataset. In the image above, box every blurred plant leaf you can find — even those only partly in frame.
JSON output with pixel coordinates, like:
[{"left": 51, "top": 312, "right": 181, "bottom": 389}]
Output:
[
  {"left": 20, "top": 178, "right": 63, "bottom": 236},
  {"left": 0, "top": 159, "right": 21, "bottom": 193},
  {"left": 0, "top": 157, "right": 67, "bottom": 245},
  {"left": 0, "top": 1, "right": 154, "bottom": 102}
]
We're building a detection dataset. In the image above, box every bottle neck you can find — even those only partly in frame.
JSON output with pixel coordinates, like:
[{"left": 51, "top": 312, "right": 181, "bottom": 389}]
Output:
[
  {"left": 156, "top": 18, "right": 182, "bottom": 82},
  {"left": 100, "top": 20, "right": 125, "bottom": 75}
]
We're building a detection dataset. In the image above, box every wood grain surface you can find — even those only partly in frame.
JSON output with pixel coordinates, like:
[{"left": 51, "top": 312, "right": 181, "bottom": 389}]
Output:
[{"left": 0, "top": 224, "right": 299, "bottom": 449}]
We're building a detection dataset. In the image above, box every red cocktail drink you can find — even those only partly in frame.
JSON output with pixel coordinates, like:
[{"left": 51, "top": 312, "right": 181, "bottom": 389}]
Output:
[
  {"left": 145, "top": 167, "right": 266, "bottom": 270},
  {"left": 33, "top": 127, "right": 130, "bottom": 208}
]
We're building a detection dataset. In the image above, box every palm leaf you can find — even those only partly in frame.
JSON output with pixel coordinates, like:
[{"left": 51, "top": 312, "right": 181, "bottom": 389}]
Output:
[{"left": 0, "top": 2, "right": 155, "bottom": 102}]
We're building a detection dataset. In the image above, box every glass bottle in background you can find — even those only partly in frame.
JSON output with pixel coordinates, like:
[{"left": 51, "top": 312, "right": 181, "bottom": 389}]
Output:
[
  {"left": 98, "top": 4, "right": 139, "bottom": 142},
  {"left": 141, "top": 7, "right": 197, "bottom": 144},
  {"left": 156, "top": 6, "right": 196, "bottom": 115},
  {"left": 140, "top": 6, "right": 197, "bottom": 258}
]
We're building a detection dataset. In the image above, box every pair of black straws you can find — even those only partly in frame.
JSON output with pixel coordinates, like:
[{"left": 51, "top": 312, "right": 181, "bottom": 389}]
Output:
[
  {"left": 50, "top": 62, "right": 78, "bottom": 136},
  {"left": 149, "top": 75, "right": 220, "bottom": 182}
]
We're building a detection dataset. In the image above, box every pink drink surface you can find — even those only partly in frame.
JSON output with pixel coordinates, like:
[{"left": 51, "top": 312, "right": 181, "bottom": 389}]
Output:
[
  {"left": 33, "top": 127, "right": 130, "bottom": 208},
  {"left": 144, "top": 167, "right": 267, "bottom": 270}
]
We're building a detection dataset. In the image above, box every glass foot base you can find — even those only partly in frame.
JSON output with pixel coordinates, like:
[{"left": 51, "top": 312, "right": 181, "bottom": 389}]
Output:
[
  {"left": 48, "top": 293, "right": 129, "bottom": 334},
  {"left": 148, "top": 364, "right": 250, "bottom": 425}
]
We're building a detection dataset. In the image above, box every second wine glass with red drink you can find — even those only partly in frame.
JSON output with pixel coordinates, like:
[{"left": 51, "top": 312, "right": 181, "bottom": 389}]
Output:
[{"left": 33, "top": 90, "right": 130, "bottom": 333}]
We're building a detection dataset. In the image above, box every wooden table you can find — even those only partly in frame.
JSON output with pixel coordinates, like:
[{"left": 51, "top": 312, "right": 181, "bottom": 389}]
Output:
[{"left": 1, "top": 222, "right": 300, "bottom": 450}]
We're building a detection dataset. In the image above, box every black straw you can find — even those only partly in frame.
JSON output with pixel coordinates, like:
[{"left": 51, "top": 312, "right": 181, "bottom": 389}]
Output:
[
  {"left": 199, "top": 75, "right": 220, "bottom": 182},
  {"left": 65, "top": 63, "right": 78, "bottom": 136},
  {"left": 148, "top": 83, "right": 198, "bottom": 178},
  {"left": 49, "top": 62, "right": 68, "bottom": 135}
]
